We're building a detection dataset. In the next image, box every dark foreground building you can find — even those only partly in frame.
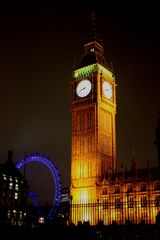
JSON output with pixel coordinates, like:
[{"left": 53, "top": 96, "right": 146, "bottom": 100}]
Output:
[{"left": 0, "top": 151, "right": 28, "bottom": 226}]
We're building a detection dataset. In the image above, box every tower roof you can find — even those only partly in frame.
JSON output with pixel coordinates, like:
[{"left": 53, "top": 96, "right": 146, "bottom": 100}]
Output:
[
  {"left": 85, "top": 10, "right": 103, "bottom": 45},
  {"left": 78, "top": 11, "right": 107, "bottom": 69}
]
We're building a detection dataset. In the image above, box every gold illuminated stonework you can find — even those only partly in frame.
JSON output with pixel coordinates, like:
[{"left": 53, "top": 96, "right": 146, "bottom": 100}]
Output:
[
  {"left": 70, "top": 32, "right": 160, "bottom": 225},
  {"left": 70, "top": 34, "right": 117, "bottom": 224}
]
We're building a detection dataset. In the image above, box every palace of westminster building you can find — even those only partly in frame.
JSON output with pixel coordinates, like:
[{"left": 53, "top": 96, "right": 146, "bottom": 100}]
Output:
[{"left": 70, "top": 14, "right": 160, "bottom": 225}]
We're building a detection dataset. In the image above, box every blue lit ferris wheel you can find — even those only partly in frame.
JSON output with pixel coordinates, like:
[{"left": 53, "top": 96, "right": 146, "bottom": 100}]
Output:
[{"left": 16, "top": 153, "right": 61, "bottom": 221}]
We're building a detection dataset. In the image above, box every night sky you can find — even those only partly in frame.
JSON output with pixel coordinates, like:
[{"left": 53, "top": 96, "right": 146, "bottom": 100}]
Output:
[{"left": 0, "top": 2, "right": 160, "bottom": 204}]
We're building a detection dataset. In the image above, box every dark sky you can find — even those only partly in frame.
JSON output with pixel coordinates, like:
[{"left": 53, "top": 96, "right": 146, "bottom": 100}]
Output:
[{"left": 0, "top": 2, "right": 160, "bottom": 204}]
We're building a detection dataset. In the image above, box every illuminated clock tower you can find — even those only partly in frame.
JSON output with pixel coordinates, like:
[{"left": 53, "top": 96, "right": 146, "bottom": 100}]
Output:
[{"left": 70, "top": 14, "right": 117, "bottom": 224}]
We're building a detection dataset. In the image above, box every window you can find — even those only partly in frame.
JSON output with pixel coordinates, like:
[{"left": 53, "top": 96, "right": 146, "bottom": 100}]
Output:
[
  {"left": 14, "top": 192, "right": 18, "bottom": 200},
  {"left": 80, "top": 113, "right": 84, "bottom": 130},
  {"left": 15, "top": 184, "right": 19, "bottom": 191},
  {"left": 2, "top": 174, "right": 7, "bottom": 180},
  {"left": 90, "top": 48, "right": 94, "bottom": 52},
  {"left": 9, "top": 182, "right": 13, "bottom": 190},
  {"left": 19, "top": 211, "right": 23, "bottom": 220},
  {"left": 115, "top": 198, "right": 121, "bottom": 208},
  {"left": 7, "top": 210, "right": 11, "bottom": 218},
  {"left": 127, "top": 185, "right": 133, "bottom": 193},
  {"left": 115, "top": 186, "right": 120, "bottom": 194},
  {"left": 87, "top": 111, "right": 92, "bottom": 129},
  {"left": 9, "top": 176, "right": 13, "bottom": 182},
  {"left": 128, "top": 197, "right": 134, "bottom": 208},
  {"left": 102, "top": 187, "right": 108, "bottom": 195},
  {"left": 155, "top": 184, "right": 160, "bottom": 191},
  {"left": 15, "top": 177, "right": 18, "bottom": 183},
  {"left": 103, "top": 199, "right": 108, "bottom": 209},
  {"left": 140, "top": 184, "right": 146, "bottom": 192},
  {"left": 155, "top": 196, "right": 160, "bottom": 207},
  {"left": 141, "top": 196, "right": 147, "bottom": 207}
]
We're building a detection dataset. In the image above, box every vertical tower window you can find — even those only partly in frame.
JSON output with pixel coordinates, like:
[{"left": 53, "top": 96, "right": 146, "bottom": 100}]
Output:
[
  {"left": 87, "top": 111, "right": 92, "bottom": 129},
  {"left": 80, "top": 137, "right": 84, "bottom": 154},
  {"left": 80, "top": 113, "right": 84, "bottom": 130}
]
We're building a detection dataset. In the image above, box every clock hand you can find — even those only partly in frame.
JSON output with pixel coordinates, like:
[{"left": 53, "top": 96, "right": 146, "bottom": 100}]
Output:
[{"left": 79, "top": 87, "right": 86, "bottom": 92}]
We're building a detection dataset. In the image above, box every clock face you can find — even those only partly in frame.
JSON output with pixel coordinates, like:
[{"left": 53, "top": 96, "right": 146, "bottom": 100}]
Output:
[
  {"left": 103, "top": 81, "right": 112, "bottom": 99},
  {"left": 76, "top": 79, "right": 91, "bottom": 98}
]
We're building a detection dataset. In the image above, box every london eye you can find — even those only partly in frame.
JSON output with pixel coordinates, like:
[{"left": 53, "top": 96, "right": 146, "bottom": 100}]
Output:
[{"left": 16, "top": 153, "right": 61, "bottom": 221}]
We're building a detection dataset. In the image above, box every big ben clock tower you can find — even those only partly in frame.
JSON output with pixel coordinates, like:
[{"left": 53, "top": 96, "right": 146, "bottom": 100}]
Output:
[{"left": 70, "top": 13, "right": 117, "bottom": 224}]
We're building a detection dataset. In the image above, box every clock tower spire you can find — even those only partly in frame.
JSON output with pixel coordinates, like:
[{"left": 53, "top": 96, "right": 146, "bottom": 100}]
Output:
[
  {"left": 70, "top": 12, "right": 117, "bottom": 225},
  {"left": 79, "top": 10, "right": 106, "bottom": 69}
]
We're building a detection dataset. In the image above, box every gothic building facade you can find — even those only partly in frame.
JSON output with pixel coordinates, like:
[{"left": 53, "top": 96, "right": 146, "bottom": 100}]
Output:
[{"left": 70, "top": 15, "right": 160, "bottom": 225}]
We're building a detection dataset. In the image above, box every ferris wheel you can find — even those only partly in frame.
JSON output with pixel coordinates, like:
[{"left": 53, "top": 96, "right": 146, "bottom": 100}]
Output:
[{"left": 16, "top": 153, "right": 61, "bottom": 221}]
